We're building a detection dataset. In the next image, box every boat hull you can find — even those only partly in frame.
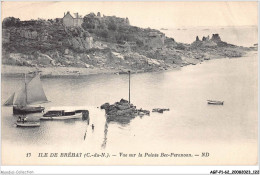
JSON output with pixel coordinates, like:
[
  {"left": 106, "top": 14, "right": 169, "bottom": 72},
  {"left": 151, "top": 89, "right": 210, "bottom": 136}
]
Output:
[
  {"left": 13, "top": 106, "right": 45, "bottom": 115},
  {"left": 207, "top": 101, "right": 224, "bottom": 105},
  {"left": 16, "top": 122, "right": 40, "bottom": 127},
  {"left": 40, "top": 113, "right": 82, "bottom": 120}
]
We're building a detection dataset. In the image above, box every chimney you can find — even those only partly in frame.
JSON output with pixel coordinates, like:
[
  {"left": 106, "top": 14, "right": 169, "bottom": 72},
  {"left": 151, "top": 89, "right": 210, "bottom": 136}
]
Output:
[{"left": 64, "top": 12, "right": 65, "bottom": 17}]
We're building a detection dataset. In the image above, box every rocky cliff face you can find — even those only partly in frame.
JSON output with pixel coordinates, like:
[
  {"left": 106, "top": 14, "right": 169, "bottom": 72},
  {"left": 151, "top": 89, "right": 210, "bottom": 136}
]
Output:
[
  {"left": 18, "top": 29, "right": 52, "bottom": 41},
  {"left": 143, "top": 31, "right": 165, "bottom": 49},
  {"left": 68, "top": 36, "right": 93, "bottom": 51},
  {"left": 64, "top": 26, "right": 93, "bottom": 51},
  {"left": 2, "top": 16, "right": 251, "bottom": 73}
]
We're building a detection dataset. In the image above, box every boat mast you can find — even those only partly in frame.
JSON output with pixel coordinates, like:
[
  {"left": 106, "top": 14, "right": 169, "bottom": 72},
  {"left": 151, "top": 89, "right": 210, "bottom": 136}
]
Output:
[
  {"left": 128, "top": 70, "right": 130, "bottom": 104},
  {"left": 25, "top": 73, "right": 27, "bottom": 105}
]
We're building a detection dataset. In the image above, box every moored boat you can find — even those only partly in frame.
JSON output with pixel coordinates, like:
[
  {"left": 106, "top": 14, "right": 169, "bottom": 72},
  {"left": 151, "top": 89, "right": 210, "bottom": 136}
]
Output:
[
  {"left": 4, "top": 72, "right": 49, "bottom": 114},
  {"left": 15, "top": 115, "right": 41, "bottom": 127},
  {"left": 207, "top": 100, "right": 224, "bottom": 105},
  {"left": 160, "top": 28, "right": 168, "bottom": 30},
  {"left": 16, "top": 121, "right": 40, "bottom": 127},
  {"left": 13, "top": 106, "right": 45, "bottom": 115},
  {"left": 40, "top": 110, "right": 82, "bottom": 120}
]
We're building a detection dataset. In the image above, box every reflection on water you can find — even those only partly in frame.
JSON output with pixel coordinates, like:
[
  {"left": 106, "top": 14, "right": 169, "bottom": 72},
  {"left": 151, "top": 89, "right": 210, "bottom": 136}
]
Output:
[
  {"left": 102, "top": 111, "right": 147, "bottom": 148},
  {"left": 82, "top": 114, "right": 90, "bottom": 141},
  {"left": 106, "top": 113, "right": 136, "bottom": 125},
  {"left": 101, "top": 121, "right": 108, "bottom": 149}
]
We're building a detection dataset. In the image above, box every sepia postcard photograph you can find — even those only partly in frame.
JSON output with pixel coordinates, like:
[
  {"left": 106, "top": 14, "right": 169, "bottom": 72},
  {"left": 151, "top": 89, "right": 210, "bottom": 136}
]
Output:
[{"left": 0, "top": 0, "right": 259, "bottom": 171}]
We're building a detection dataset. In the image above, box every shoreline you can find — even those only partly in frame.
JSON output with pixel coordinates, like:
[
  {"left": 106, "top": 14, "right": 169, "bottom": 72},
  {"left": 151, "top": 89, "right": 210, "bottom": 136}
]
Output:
[
  {"left": 1, "top": 65, "right": 118, "bottom": 78},
  {"left": 1, "top": 51, "right": 256, "bottom": 79}
]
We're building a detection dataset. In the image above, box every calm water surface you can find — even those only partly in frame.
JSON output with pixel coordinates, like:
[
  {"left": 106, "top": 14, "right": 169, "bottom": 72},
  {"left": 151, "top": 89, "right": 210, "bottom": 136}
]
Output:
[{"left": 1, "top": 52, "right": 258, "bottom": 165}]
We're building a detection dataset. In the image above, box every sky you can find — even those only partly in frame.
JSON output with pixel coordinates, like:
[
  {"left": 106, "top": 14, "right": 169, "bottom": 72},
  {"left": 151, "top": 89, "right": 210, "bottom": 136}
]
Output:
[{"left": 1, "top": 1, "right": 258, "bottom": 29}]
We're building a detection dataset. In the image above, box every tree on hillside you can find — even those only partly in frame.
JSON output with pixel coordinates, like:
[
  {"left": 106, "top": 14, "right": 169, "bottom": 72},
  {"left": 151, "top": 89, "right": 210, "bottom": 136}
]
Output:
[
  {"left": 96, "top": 29, "right": 109, "bottom": 38},
  {"left": 99, "top": 22, "right": 107, "bottom": 30},
  {"left": 2, "top": 17, "right": 21, "bottom": 27},
  {"left": 82, "top": 13, "right": 98, "bottom": 29},
  {"left": 108, "top": 19, "right": 117, "bottom": 31}
]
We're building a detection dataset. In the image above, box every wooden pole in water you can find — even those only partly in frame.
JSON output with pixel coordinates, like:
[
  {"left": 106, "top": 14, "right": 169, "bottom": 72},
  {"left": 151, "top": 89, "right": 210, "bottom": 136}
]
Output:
[
  {"left": 128, "top": 70, "right": 130, "bottom": 104},
  {"left": 25, "top": 73, "right": 27, "bottom": 104}
]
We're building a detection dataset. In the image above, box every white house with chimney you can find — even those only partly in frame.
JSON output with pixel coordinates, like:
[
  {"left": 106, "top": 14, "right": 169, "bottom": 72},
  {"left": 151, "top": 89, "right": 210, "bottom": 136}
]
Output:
[{"left": 63, "top": 11, "right": 83, "bottom": 27}]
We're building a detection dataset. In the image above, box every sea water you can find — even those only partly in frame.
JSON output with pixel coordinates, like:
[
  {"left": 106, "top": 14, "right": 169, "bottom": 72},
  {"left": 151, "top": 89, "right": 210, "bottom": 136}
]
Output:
[
  {"left": 1, "top": 27, "right": 258, "bottom": 165},
  {"left": 161, "top": 26, "right": 258, "bottom": 47}
]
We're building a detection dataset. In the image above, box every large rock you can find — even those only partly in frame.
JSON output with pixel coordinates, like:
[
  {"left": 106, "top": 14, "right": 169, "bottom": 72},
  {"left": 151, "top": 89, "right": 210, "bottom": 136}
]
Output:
[
  {"left": 101, "top": 103, "right": 110, "bottom": 109},
  {"left": 84, "top": 37, "right": 93, "bottom": 49},
  {"left": 37, "top": 53, "right": 56, "bottom": 66},
  {"left": 100, "top": 99, "right": 150, "bottom": 124},
  {"left": 144, "top": 31, "right": 165, "bottom": 49},
  {"left": 211, "top": 34, "right": 221, "bottom": 42},
  {"left": 196, "top": 36, "right": 200, "bottom": 41},
  {"left": 20, "top": 30, "right": 38, "bottom": 39},
  {"left": 70, "top": 36, "right": 93, "bottom": 51},
  {"left": 201, "top": 40, "right": 217, "bottom": 47},
  {"left": 9, "top": 53, "right": 23, "bottom": 60}
]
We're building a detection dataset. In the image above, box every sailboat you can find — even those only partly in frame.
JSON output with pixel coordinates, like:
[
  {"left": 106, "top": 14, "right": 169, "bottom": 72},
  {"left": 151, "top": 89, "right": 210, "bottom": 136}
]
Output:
[
  {"left": 4, "top": 73, "right": 49, "bottom": 114},
  {"left": 4, "top": 92, "right": 15, "bottom": 106}
]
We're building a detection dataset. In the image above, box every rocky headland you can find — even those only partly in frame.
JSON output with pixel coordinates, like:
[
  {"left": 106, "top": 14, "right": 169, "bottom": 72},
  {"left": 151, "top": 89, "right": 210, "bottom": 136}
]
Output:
[{"left": 2, "top": 14, "right": 256, "bottom": 77}]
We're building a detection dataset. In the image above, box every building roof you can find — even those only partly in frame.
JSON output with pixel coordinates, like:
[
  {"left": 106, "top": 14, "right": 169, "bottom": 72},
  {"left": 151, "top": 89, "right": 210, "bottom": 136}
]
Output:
[{"left": 63, "top": 12, "right": 83, "bottom": 19}]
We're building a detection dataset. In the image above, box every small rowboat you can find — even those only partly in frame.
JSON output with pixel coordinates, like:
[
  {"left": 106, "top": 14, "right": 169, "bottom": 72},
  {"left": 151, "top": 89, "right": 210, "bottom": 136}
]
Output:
[
  {"left": 16, "top": 121, "right": 40, "bottom": 127},
  {"left": 207, "top": 100, "right": 224, "bottom": 105}
]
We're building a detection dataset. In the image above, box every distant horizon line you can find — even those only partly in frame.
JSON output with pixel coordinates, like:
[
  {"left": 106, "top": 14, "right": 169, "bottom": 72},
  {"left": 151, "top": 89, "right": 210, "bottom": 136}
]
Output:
[{"left": 157, "top": 25, "right": 258, "bottom": 29}]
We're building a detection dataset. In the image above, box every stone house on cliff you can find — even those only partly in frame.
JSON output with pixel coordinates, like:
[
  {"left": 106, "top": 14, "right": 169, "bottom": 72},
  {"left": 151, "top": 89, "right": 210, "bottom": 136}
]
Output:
[{"left": 63, "top": 11, "right": 83, "bottom": 27}]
